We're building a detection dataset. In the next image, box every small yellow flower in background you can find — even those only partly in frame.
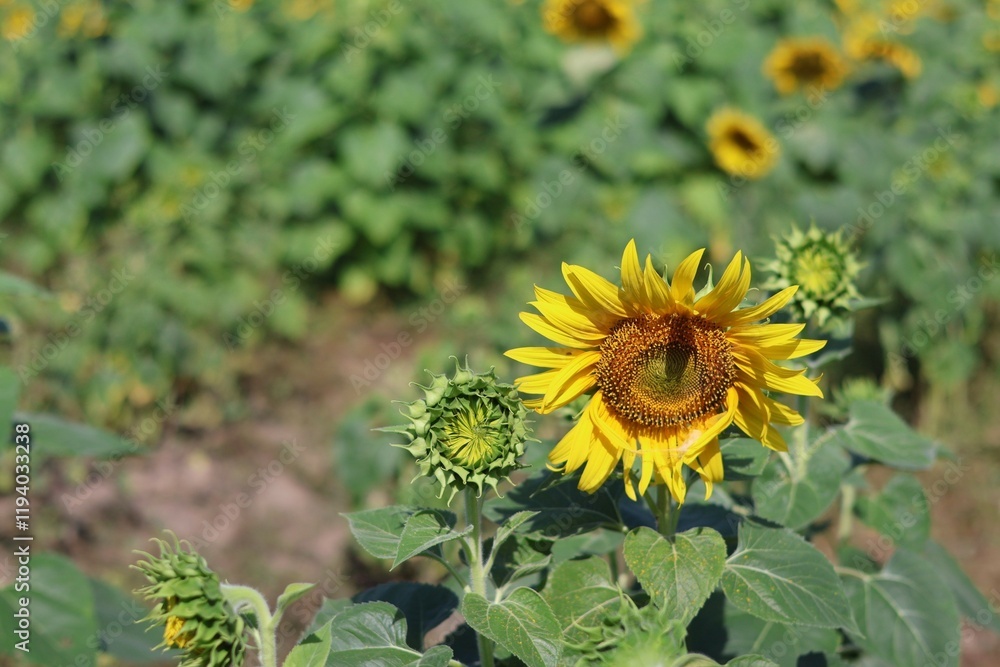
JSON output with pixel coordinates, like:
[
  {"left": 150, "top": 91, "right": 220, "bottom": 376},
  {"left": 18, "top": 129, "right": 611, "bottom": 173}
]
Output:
[
  {"left": 281, "top": 0, "right": 331, "bottom": 20},
  {"left": 984, "top": 30, "right": 1000, "bottom": 52},
  {"left": 764, "top": 37, "right": 848, "bottom": 95},
  {"left": 978, "top": 82, "right": 999, "bottom": 109},
  {"left": 706, "top": 108, "right": 780, "bottom": 180},
  {"left": 542, "top": 0, "right": 642, "bottom": 51},
  {"left": 229, "top": 0, "right": 254, "bottom": 11},
  {"left": 507, "top": 240, "right": 824, "bottom": 504},
  {"left": 841, "top": 11, "right": 923, "bottom": 78},
  {"left": 2, "top": 5, "right": 34, "bottom": 41},
  {"left": 58, "top": 2, "right": 106, "bottom": 39}
]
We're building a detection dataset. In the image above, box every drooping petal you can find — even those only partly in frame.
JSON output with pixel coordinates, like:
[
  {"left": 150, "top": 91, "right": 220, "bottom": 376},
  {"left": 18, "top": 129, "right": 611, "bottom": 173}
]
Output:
[
  {"left": 758, "top": 338, "right": 827, "bottom": 360},
  {"left": 529, "top": 298, "right": 608, "bottom": 341},
  {"left": 540, "top": 350, "right": 600, "bottom": 411},
  {"left": 688, "top": 438, "right": 724, "bottom": 499}
]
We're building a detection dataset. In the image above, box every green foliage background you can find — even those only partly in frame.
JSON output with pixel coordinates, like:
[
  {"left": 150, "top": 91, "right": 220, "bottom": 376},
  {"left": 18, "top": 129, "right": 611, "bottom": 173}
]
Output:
[{"left": 2, "top": 0, "right": 1000, "bottom": 665}]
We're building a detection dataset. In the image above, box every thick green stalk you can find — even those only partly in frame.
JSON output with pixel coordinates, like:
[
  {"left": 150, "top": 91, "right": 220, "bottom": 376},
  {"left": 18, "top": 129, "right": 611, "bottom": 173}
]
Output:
[
  {"left": 222, "top": 584, "right": 276, "bottom": 667},
  {"left": 464, "top": 488, "right": 495, "bottom": 667},
  {"left": 655, "top": 485, "right": 680, "bottom": 540}
]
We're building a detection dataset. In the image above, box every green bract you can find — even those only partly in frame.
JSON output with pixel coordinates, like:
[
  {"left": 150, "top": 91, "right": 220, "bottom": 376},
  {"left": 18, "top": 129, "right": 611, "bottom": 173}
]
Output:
[
  {"left": 763, "top": 225, "right": 863, "bottom": 329},
  {"left": 388, "top": 359, "right": 530, "bottom": 503},
  {"left": 569, "top": 595, "right": 686, "bottom": 666},
  {"left": 133, "top": 535, "right": 247, "bottom": 667}
]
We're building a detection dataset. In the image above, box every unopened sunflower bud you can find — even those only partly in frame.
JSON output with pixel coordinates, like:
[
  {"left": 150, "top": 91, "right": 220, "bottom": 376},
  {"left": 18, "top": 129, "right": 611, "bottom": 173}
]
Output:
[
  {"left": 133, "top": 534, "right": 247, "bottom": 667},
  {"left": 763, "top": 224, "right": 863, "bottom": 329},
  {"left": 387, "top": 358, "right": 530, "bottom": 503}
]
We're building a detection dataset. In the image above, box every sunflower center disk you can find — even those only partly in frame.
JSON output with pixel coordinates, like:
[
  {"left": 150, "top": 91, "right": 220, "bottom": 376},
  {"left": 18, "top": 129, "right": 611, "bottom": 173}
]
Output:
[
  {"left": 790, "top": 52, "right": 828, "bottom": 81},
  {"left": 596, "top": 314, "right": 736, "bottom": 428},
  {"left": 441, "top": 401, "right": 500, "bottom": 469},
  {"left": 574, "top": 1, "right": 614, "bottom": 32}
]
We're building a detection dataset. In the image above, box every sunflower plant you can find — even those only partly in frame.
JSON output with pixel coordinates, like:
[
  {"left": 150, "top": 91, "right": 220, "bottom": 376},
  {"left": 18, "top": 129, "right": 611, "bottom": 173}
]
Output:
[{"left": 122, "top": 235, "right": 995, "bottom": 667}]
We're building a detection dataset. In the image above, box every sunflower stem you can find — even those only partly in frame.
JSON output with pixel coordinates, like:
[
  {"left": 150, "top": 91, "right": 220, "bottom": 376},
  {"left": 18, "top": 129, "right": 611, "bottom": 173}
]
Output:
[
  {"left": 464, "top": 488, "right": 496, "bottom": 667},
  {"left": 655, "top": 485, "right": 679, "bottom": 541},
  {"left": 222, "top": 584, "right": 276, "bottom": 667}
]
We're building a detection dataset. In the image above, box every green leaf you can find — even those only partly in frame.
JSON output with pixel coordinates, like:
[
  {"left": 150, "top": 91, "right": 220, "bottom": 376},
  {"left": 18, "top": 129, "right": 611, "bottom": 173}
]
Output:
[
  {"left": 88, "top": 578, "right": 162, "bottom": 663},
  {"left": 829, "top": 401, "right": 937, "bottom": 469},
  {"left": 276, "top": 582, "right": 316, "bottom": 617},
  {"left": 921, "top": 540, "right": 1000, "bottom": 634},
  {"left": 0, "top": 367, "right": 19, "bottom": 437},
  {"left": 353, "top": 583, "right": 458, "bottom": 651},
  {"left": 489, "top": 534, "right": 552, "bottom": 587},
  {"left": 13, "top": 413, "right": 135, "bottom": 459},
  {"left": 542, "top": 557, "right": 620, "bottom": 645},
  {"left": 491, "top": 510, "right": 541, "bottom": 553},
  {"left": 0, "top": 271, "right": 48, "bottom": 297},
  {"left": 725, "top": 657, "right": 781, "bottom": 667},
  {"left": 394, "top": 509, "right": 470, "bottom": 569},
  {"left": 0, "top": 553, "right": 97, "bottom": 665},
  {"left": 342, "top": 505, "right": 415, "bottom": 560},
  {"left": 284, "top": 621, "right": 332, "bottom": 667},
  {"left": 483, "top": 471, "right": 623, "bottom": 537},
  {"left": 752, "top": 434, "right": 850, "bottom": 530},
  {"left": 841, "top": 548, "right": 961, "bottom": 667},
  {"left": 462, "top": 587, "right": 562, "bottom": 667},
  {"left": 721, "top": 522, "right": 856, "bottom": 630},
  {"left": 322, "top": 601, "right": 454, "bottom": 667},
  {"left": 855, "top": 474, "right": 930, "bottom": 548},
  {"left": 623, "top": 527, "right": 726, "bottom": 625},
  {"left": 721, "top": 438, "right": 771, "bottom": 480},
  {"left": 723, "top": 599, "right": 840, "bottom": 667},
  {"left": 306, "top": 598, "right": 353, "bottom": 635}
]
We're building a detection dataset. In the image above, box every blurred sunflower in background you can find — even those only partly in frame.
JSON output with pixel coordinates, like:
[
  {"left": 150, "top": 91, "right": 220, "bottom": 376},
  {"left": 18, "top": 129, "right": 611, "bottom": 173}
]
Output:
[
  {"left": 507, "top": 241, "right": 824, "bottom": 504},
  {"left": 764, "top": 37, "right": 848, "bottom": 94},
  {"left": 706, "top": 108, "right": 780, "bottom": 179},
  {"left": 542, "top": 0, "right": 642, "bottom": 50},
  {"left": 837, "top": 8, "right": 924, "bottom": 78},
  {"left": 1, "top": 4, "right": 34, "bottom": 41}
]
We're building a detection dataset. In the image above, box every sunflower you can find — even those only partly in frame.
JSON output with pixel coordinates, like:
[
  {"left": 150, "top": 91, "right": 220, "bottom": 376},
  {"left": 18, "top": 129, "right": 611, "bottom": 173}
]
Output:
[
  {"left": 542, "top": 0, "right": 641, "bottom": 51},
  {"left": 763, "top": 37, "right": 848, "bottom": 95},
  {"left": 842, "top": 13, "right": 923, "bottom": 78},
  {"left": 706, "top": 109, "right": 780, "bottom": 180},
  {"left": 506, "top": 241, "right": 824, "bottom": 504},
  {"left": 2, "top": 5, "right": 33, "bottom": 41}
]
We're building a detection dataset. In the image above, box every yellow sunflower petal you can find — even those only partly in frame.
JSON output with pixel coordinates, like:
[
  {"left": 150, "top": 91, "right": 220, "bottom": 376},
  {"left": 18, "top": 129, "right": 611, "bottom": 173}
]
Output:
[
  {"left": 620, "top": 239, "right": 648, "bottom": 309},
  {"left": 728, "top": 322, "right": 807, "bottom": 344},
  {"left": 578, "top": 434, "right": 621, "bottom": 493},
  {"left": 643, "top": 255, "right": 675, "bottom": 312},
  {"left": 762, "top": 394, "right": 804, "bottom": 426},
  {"left": 548, "top": 407, "right": 596, "bottom": 473},
  {"left": 720, "top": 286, "right": 798, "bottom": 327},
  {"left": 540, "top": 350, "right": 600, "bottom": 411},
  {"left": 759, "top": 338, "right": 827, "bottom": 360},
  {"left": 694, "top": 253, "right": 750, "bottom": 319},
  {"left": 669, "top": 248, "right": 706, "bottom": 304},
  {"left": 680, "top": 387, "right": 740, "bottom": 466},
  {"left": 515, "top": 369, "right": 561, "bottom": 396},
  {"left": 505, "top": 346, "right": 581, "bottom": 369},
  {"left": 688, "top": 438, "right": 724, "bottom": 499},
  {"left": 562, "top": 263, "right": 629, "bottom": 318},
  {"left": 530, "top": 298, "right": 608, "bottom": 341},
  {"left": 519, "top": 312, "right": 595, "bottom": 349}
]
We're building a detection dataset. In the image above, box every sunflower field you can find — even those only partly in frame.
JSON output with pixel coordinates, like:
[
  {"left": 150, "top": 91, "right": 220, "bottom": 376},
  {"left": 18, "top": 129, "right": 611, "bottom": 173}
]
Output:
[{"left": 1, "top": 0, "right": 1000, "bottom": 665}]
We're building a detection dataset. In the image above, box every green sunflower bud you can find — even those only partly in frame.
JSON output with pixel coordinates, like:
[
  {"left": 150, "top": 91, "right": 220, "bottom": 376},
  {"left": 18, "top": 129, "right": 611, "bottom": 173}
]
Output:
[
  {"left": 566, "top": 594, "right": 686, "bottom": 666},
  {"left": 821, "top": 376, "right": 891, "bottom": 419},
  {"left": 388, "top": 358, "right": 530, "bottom": 503},
  {"left": 133, "top": 534, "right": 247, "bottom": 667},
  {"left": 763, "top": 224, "right": 863, "bottom": 329}
]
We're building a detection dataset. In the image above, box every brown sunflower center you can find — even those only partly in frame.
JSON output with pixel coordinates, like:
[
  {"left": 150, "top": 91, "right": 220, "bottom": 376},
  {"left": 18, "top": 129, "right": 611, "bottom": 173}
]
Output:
[
  {"left": 572, "top": 0, "right": 615, "bottom": 33},
  {"left": 727, "top": 128, "right": 761, "bottom": 154},
  {"left": 788, "top": 51, "right": 829, "bottom": 82},
  {"left": 596, "top": 313, "right": 736, "bottom": 428}
]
